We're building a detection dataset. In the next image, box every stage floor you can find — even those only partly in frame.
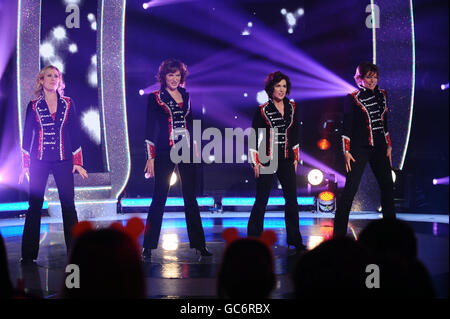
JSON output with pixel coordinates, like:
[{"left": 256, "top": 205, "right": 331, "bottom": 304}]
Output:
[{"left": 1, "top": 212, "right": 448, "bottom": 299}]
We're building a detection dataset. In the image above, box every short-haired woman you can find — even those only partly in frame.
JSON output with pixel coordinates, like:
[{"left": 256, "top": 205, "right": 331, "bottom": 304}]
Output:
[
  {"left": 333, "top": 62, "right": 396, "bottom": 237},
  {"left": 142, "top": 58, "right": 211, "bottom": 261},
  {"left": 248, "top": 71, "right": 306, "bottom": 254}
]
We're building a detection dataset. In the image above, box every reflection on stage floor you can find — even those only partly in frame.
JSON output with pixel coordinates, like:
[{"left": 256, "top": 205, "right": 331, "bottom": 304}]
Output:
[{"left": 1, "top": 212, "right": 448, "bottom": 299}]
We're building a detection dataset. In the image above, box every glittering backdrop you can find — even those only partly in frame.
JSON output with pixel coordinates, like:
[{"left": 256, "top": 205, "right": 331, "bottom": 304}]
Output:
[{"left": 13, "top": 0, "right": 419, "bottom": 214}]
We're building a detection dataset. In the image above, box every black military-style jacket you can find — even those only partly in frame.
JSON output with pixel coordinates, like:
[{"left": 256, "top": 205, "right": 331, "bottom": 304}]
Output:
[
  {"left": 21, "top": 93, "right": 83, "bottom": 168},
  {"left": 249, "top": 97, "right": 300, "bottom": 166},
  {"left": 145, "top": 87, "right": 194, "bottom": 159},
  {"left": 341, "top": 86, "right": 392, "bottom": 153}
]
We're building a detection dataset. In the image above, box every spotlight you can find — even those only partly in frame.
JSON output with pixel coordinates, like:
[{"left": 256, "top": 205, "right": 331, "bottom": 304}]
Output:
[
  {"left": 441, "top": 83, "right": 449, "bottom": 91},
  {"left": 241, "top": 154, "right": 247, "bottom": 162},
  {"left": 241, "top": 30, "right": 250, "bottom": 36},
  {"left": 208, "top": 155, "right": 215, "bottom": 162},
  {"left": 139, "top": 89, "right": 145, "bottom": 96},
  {"left": 297, "top": 8, "right": 305, "bottom": 16},
  {"left": 391, "top": 170, "right": 396, "bottom": 183},
  {"left": 40, "top": 42, "right": 55, "bottom": 59},
  {"left": 243, "top": 92, "right": 248, "bottom": 97},
  {"left": 143, "top": 2, "right": 150, "bottom": 9},
  {"left": 317, "top": 191, "right": 335, "bottom": 213},
  {"left": 170, "top": 172, "right": 177, "bottom": 186},
  {"left": 91, "top": 54, "right": 97, "bottom": 65},
  {"left": 202, "top": 106, "right": 206, "bottom": 114},
  {"left": 281, "top": 8, "right": 287, "bottom": 15},
  {"left": 247, "top": 22, "right": 253, "bottom": 28},
  {"left": 68, "top": 43, "right": 78, "bottom": 53},
  {"left": 433, "top": 179, "right": 437, "bottom": 185},
  {"left": 288, "top": 28, "right": 294, "bottom": 34},
  {"left": 317, "top": 138, "right": 330, "bottom": 150},
  {"left": 52, "top": 26, "right": 67, "bottom": 40},
  {"left": 91, "top": 22, "right": 97, "bottom": 31},
  {"left": 433, "top": 176, "right": 449, "bottom": 185},
  {"left": 308, "top": 169, "right": 324, "bottom": 186}
]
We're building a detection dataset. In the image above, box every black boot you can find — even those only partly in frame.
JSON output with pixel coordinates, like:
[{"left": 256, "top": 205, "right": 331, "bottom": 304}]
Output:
[
  {"left": 142, "top": 248, "right": 152, "bottom": 262},
  {"left": 195, "top": 247, "right": 213, "bottom": 257}
]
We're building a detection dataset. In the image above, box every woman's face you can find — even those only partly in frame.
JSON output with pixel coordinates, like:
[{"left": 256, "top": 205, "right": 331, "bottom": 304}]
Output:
[
  {"left": 40, "top": 68, "right": 60, "bottom": 93},
  {"left": 165, "top": 70, "right": 181, "bottom": 91},
  {"left": 272, "top": 79, "right": 287, "bottom": 101},
  {"left": 361, "top": 71, "right": 378, "bottom": 91}
]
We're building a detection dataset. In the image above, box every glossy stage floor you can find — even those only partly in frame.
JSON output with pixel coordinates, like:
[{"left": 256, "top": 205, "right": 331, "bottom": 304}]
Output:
[{"left": 1, "top": 211, "right": 448, "bottom": 299}]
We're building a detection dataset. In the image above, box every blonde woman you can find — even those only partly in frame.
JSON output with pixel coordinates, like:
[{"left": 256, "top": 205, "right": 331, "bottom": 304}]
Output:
[{"left": 18, "top": 65, "right": 87, "bottom": 264}]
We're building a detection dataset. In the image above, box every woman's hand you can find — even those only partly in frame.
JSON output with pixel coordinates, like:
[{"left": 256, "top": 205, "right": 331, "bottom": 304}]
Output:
[
  {"left": 253, "top": 163, "right": 261, "bottom": 179},
  {"left": 386, "top": 146, "right": 393, "bottom": 168},
  {"left": 144, "top": 159, "right": 155, "bottom": 178},
  {"left": 345, "top": 152, "right": 356, "bottom": 173},
  {"left": 293, "top": 160, "right": 298, "bottom": 174},
  {"left": 73, "top": 165, "right": 88, "bottom": 179},
  {"left": 18, "top": 168, "right": 29, "bottom": 184}
]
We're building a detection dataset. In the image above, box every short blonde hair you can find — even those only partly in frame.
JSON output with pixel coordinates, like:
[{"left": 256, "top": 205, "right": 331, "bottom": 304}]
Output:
[{"left": 34, "top": 65, "right": 65, "bottom": 97}]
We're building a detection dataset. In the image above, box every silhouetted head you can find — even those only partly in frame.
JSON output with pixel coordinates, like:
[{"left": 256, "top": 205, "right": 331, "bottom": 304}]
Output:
[
  {"left": 292, "top": 237, "right": 371, "bottom": 298},
  {"left": 217, "top": 238, "right": 275, "bottom": 299},
  {"left": 62, "top": 227, "right": 145, "bottom": 299}
]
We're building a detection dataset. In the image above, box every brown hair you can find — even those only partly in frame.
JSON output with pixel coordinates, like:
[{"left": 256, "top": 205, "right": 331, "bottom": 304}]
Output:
[
  {"left": 156, "top": 58, "right": 188, "bottom": 88},
  {"left": 264, "top": 71, "right": 291, "bottom": 99},
  {"left": 354, "top": 62, "right": 379, "bottom": 87}
]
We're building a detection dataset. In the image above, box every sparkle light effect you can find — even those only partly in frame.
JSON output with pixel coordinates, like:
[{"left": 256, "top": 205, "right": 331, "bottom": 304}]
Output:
[
  {"left": 52, "top": 26, "right": 67, "bottom": 40},
  {"left": 68, "top": 43, "right": 78, "bottom": 53},
  {"left": 39, "top": 42, "right": 55, "bottom": 59},
  {"left": 281, "top": 7, "right": 304, "bottom": 34},
  {"left": 81, "top": 108, "right": 101, "bottom": 145},
  {"left": 39, "top": 23, "right": 79, "bottom": 74}
]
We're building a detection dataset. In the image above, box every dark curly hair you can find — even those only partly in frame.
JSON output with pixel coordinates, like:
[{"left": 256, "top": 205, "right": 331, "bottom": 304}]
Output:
[
  {"left": 354, "top": 62, "right": 379, "bottom": 86},
  {"left": 156, "top": 58, "right": 188, "bottom": 88},
  {"left": 264, "top": 71, "right": 291, "bottom": 99}
]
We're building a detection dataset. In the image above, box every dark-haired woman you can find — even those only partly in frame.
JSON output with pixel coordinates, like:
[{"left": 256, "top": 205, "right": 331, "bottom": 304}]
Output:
[
  {"left": 248, "top": 71, "right": 306, "bottom": 253},
  {"left": 142, "top": 59, "right": 211, "bottom": 260},
  {"left": 333, "top": 62, "right": 396, "bottom": 237},
  {"left": 19, "top": 65, "right": 88, "bottom": 264}
]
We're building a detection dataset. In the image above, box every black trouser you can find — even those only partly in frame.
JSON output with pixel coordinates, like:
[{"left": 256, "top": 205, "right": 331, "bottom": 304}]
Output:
[
  {"left": 248, "top": 159, "right": 303, "bottom": 247},
  {"left": 143, "top": 151, "right": 206, "bottom": 250},
  {"left": 22, "top": 159, "right": 78, "bottom": 260},
  {"left": 333, "top": 146, "right": 396, "bottom": 237}
]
